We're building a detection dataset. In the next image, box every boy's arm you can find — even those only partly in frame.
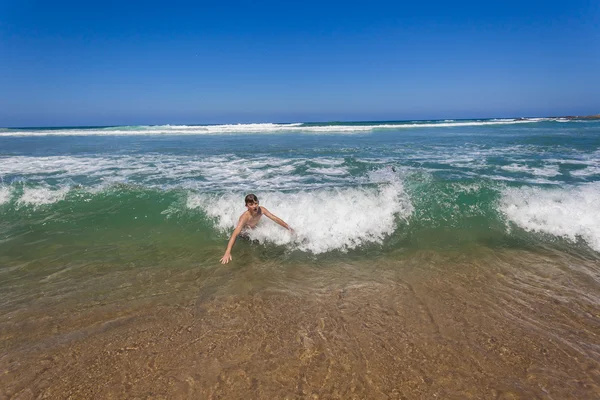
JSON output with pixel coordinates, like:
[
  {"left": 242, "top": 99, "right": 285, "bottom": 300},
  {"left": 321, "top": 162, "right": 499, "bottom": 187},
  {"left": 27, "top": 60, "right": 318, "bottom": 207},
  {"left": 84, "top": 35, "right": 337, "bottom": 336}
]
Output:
[
  {"left": 261, "top": 207, "right": 293, "bottom": 232},
  {"left": 220, "top": 213, "right": 249, "bottom": 264}
]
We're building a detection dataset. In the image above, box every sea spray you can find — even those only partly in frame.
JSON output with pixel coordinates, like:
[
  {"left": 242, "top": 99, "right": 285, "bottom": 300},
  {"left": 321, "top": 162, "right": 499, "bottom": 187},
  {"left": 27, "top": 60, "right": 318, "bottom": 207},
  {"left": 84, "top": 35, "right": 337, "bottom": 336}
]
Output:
[
  {"left": 500, "top": 182, "right": 600, "bottom": 252},
  {"left": 0, "top": 186, "right": 12, "bottom": 206},
  {"left": 187, "top": 173, "right": 413, "bottom": 254},
  {"left": 16, "top": 185, "right": 71, "bottom": 207}
]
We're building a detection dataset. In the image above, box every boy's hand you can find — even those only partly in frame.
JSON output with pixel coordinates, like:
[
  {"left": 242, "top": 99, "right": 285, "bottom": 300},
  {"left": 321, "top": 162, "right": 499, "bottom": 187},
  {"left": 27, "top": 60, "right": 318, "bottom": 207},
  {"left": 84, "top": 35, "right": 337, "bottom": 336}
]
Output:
[{"left": 220, "top": 252, "right": 232, "bottom": 264}]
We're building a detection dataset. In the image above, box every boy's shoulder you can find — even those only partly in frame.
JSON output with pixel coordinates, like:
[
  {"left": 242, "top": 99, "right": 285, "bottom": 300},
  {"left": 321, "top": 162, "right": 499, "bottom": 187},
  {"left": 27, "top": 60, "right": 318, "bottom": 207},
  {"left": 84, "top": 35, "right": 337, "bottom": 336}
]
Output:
[{"left": 239, "top": 210, "right": 251, "bottom": 219}]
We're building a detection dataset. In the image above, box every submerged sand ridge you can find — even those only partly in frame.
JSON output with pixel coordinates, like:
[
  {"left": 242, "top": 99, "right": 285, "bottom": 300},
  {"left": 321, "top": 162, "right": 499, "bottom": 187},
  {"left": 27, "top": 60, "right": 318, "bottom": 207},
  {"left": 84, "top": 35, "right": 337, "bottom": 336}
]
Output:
[{"left": 1, "top": 249, "right": 600, "bottom": 399}]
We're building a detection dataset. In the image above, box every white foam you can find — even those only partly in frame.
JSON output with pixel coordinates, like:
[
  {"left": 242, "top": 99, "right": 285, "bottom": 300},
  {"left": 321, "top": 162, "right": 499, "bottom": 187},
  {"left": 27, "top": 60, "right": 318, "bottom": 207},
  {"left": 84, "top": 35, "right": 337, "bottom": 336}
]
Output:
[
  {"left": 501, "top": 163, "right": 561, "bottom": 177},
  {"left": 0, "top": 155, "right": 361, "bottom": 191},
  {"left": 17, "top": 186, "right": 70, "bottom": 207},
  {"left": 187, "top": 175, "right": 413, "bottom": 254},
  {"left": 500, "top": 183, "right": 600, "bottom": 252},
  {"left": 0, "top": 156, "right": 127, "bottom": 178},
  {"left": 570, "top": 166, "right": 600, "bottom": 177},
  {"left": 306, "top": 167, "right": 349, "bottom": 176},
  {"left": 0, "top": 119, "right": 542, "bottom": 137},
  {"left": 0, "top": 186, "right": 12, "bottom": 205},
  {"left": 312, "top": 159, "right": 345, "bottom": 166},
  {"left": 567, "top": 151, "right": 600, "bottom": 178},
  {"left": 2, "top": 148, "right": 572, "bottom": 193}
]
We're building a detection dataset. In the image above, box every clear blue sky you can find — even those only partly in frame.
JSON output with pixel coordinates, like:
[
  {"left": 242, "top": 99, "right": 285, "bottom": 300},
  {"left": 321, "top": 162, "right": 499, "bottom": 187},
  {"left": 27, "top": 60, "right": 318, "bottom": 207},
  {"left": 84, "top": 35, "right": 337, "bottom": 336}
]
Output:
[{"left": 1, "top": 0, "right": 599, "bottom": 126}]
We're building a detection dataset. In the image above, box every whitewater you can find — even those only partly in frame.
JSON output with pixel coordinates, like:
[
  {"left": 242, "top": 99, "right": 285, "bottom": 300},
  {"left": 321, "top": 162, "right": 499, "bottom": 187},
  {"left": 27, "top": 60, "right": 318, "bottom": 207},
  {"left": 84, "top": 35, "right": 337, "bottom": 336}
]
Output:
[{"left": 1, "top": 117, "right": 600, "bottom": 255}]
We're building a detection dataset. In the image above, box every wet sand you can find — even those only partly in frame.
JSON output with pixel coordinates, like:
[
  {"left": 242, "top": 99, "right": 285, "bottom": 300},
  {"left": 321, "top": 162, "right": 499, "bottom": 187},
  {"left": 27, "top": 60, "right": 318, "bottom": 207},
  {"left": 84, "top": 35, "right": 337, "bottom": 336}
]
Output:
[{"left": 1, "top": 249, "right": 600, "bottom": 399}]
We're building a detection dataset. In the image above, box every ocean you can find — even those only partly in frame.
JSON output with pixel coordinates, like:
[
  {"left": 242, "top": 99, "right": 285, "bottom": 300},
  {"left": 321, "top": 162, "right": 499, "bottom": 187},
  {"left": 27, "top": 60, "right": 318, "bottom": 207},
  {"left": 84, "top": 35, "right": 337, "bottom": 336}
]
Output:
[{"left": 1, "top": 118, "right": 600, "bottom": 398}]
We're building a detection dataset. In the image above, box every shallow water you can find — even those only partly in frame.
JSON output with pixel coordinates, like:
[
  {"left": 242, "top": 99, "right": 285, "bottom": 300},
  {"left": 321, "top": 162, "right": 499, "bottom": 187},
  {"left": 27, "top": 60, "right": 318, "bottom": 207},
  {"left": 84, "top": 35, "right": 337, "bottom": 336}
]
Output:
[{"left": 1, "top": 247, "right": 600, "bottom": 398}]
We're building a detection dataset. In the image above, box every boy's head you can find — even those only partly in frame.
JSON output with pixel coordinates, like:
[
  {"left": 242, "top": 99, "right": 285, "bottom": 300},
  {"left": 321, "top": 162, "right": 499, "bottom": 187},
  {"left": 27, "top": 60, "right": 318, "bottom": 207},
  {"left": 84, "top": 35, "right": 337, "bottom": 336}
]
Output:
[{"left": 244, "top": 193, "right": 259, "bottom": 206}]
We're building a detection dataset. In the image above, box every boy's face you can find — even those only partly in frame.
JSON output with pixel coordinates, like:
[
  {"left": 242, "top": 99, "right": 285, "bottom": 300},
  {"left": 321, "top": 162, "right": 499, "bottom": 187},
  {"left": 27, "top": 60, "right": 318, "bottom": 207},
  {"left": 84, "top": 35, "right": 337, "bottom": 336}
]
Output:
[{"left": 246, "top": 201, "right": 259, "bottom": 213}]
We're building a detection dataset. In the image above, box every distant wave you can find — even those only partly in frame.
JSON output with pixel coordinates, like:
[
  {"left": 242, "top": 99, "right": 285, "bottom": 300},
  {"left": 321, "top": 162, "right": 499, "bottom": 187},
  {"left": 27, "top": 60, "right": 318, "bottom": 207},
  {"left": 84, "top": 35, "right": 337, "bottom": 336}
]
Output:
[{"left": 0, "top": 118, "right": 554, "bottom": 137}]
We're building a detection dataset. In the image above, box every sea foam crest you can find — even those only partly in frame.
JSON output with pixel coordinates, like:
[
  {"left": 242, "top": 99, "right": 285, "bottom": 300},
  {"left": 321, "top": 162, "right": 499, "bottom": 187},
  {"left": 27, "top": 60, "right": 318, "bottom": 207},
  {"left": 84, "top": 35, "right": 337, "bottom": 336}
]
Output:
[
  {"left": 500, "top": 183, "right": 600, "bottom": 252},
  {"left": 0, "top": 186, "right": 12, "bottom": 205},
  {"left": 187, "top": 173, "right": 413, "bottom": 254},
  {"left": 17, "top": 186, "right": 70, "bottom": 207}
]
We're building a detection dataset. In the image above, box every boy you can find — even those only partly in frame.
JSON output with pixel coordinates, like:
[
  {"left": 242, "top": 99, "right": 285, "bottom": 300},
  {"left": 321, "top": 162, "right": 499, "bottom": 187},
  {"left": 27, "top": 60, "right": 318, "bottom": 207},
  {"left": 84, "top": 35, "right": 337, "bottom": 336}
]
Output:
[{"left": 220, "top": 194, "right": 293, "bottom": 264}]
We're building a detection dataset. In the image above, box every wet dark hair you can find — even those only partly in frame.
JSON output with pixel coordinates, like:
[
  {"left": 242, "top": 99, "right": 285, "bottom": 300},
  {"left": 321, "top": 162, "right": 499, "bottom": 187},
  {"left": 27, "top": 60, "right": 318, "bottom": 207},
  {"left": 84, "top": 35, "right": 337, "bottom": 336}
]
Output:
[{"left": 245, "top": 193, "right": 259, "bottom": 204}]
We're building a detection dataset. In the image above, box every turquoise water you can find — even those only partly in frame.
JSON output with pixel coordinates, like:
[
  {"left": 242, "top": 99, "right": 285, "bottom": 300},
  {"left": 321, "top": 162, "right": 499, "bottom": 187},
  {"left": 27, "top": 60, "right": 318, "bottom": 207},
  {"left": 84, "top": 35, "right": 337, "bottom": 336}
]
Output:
[{"left": 1, "top": 118, "right": 599, "bottom": 266}]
